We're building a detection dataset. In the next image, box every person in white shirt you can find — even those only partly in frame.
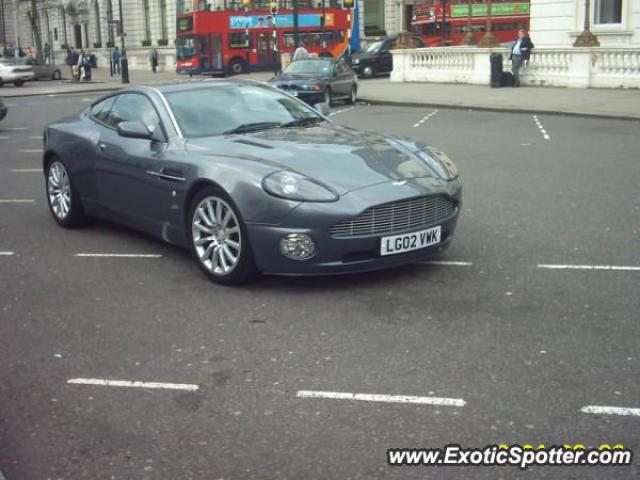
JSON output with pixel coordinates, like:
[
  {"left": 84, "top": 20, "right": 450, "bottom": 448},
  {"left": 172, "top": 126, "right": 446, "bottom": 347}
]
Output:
[{"left": 293, "top": 41, "right": 309, "bottom": 62}]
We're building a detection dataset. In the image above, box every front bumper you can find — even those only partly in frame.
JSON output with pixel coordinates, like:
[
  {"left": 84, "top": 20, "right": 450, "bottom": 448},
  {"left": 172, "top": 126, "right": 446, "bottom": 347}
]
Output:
[
  {"left": 246, "top": 178, "right": 462, "bottom": 275},
  {"left": 5, "top": 72, "right": 35, "bottom": 82}
]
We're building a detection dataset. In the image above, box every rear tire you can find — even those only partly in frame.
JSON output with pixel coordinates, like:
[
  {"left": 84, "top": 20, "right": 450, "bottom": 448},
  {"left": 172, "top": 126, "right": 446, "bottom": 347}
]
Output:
[
  {"left": 46, "top": 157, "right": 88, "bottom": 228},
  {"left": 14, "top": 80, "right": 24, "bottom": 87},
  {"left": 229, "top": 59, "right": 247, "bottom": 75},
  {"left": 188, "top": 186, "right": 258, "bottom": 285}
]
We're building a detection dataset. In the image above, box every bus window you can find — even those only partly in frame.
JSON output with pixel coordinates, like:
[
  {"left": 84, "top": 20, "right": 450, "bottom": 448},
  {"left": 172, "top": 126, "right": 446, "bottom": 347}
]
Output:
[
  {"left": 229, "top": 32, "right": 253, "bottom": 49},
  {"left": 177, "top": 0, "right": 194, "bottom": 14}
]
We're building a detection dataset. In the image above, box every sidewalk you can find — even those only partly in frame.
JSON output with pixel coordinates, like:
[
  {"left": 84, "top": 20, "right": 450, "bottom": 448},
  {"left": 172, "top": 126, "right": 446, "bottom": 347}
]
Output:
[{"left": 2, "top": 67, "right": 638, "bottom": 120}]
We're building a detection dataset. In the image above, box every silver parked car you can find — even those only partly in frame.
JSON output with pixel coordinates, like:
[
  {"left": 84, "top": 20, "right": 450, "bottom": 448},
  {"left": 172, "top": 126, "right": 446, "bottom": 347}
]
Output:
[
  {"left": 0, "top": 58, "right": 35, "bottom": 86},
  {"left": 21, "top": 58, "right": 62, "bottom": 80}
]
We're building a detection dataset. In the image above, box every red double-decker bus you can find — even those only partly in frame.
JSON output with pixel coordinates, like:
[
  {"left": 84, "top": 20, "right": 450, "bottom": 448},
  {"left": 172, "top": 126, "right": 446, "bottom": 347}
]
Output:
[
  {"left": 410, "top": 1, "right": 530, "bottom": 47},
  {"left": 176, "top": 3, "right": 353, "bottom": 75}
]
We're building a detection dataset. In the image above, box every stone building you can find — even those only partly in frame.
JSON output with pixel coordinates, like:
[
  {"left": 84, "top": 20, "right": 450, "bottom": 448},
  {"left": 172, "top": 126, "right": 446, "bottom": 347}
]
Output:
[{"left": 0, "top": 0, "right": 413, "bottom": 70}]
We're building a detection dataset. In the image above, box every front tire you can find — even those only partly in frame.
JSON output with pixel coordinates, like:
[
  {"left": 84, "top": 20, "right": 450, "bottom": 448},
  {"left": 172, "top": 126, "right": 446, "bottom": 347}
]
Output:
[
  {"left": 347, "top": 85, "right": 357, "bottom": 105},
  {"left": 46, "top": 157, "right": 87, "bottom": 228},
  {"left": 189, "top": 187, "right": 257, "bottom": 285},
  {"left": 362, "top": 66, "right": 374, "bottom": 78},
  {"left": 52, "top": 70, "right": 61, "bottom": 80},
  {"left": 324, "top": 87, "right": 332, "bottom": 106}
]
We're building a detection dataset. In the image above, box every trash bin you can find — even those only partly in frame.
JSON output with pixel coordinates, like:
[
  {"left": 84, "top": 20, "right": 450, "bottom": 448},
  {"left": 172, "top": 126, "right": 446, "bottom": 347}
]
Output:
[{"left": 490, "top": 52, "right": 503, "bottom": 88}]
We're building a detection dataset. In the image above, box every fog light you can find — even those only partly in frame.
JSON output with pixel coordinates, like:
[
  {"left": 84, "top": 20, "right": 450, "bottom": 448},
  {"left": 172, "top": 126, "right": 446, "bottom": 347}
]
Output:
[{"left": 280, "top": 233, "right": 316, "bottom": 260}]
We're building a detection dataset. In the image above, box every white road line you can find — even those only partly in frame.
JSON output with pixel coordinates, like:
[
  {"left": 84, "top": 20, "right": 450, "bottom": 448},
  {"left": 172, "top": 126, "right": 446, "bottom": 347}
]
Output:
[
  {"left": 581, "top": 406, "right": 640, "bottom": 417},
  {"left": 0, "top": 251, "right": 15, "bottom": 256},
  {"left": 11, "top": 168, "right": 41, "bottom": 173},
  {"left": 421, "top": 260, "right": 473, "bottom": 267},
  {"left": 328, "top": 107, "right": 355, "bottom": 116},
  {"left": 19, "top": 149, "right": 44, "bottom": 153},
  {"left": 296, "top": 390, "right": 466, "bottom": 407},
  {"left": 6, "top": 127, "right": 28, "bottom": 131},
  {"left": 532, "top": 115, "right": 550, "bottom": 140},
  {"left": 29, "top": 135, "right": 42, "bottom": 139},
  {"left": 75, "top": 253, "right": 163, "bottom": 258},
  {"left": 0, "top": 199, "right": 35, "bottom": 203},
  {"left": 67, "top": 378, "right": 199, "bottom": 391},
  {"left": 0, "top": 136, "right": 9, "bottom": 140},
  {"left": 538, "top": 264, "right": 640, "bottom": 272},
  {"left": 413, "top": 109, "right": 439, "bottom": 128}
]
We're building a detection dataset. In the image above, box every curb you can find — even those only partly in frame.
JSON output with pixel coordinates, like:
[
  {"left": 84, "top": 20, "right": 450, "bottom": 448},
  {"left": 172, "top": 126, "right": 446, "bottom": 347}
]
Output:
[{"left": 359, "top": 97, "right": 640, "bottom": 122}]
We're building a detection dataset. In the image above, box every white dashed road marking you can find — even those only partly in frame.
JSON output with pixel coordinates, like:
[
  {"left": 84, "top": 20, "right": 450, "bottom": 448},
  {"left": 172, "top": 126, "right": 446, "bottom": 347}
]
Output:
[
  {"left": 0, "top": 136, "right": 9, "bottom": 140},
  {"left": 6, "top": 127, "right": 28, "bottom": 131},
  {"left": 0, "top": 199, "right": 35, "bottom": 203},
  {"left": 533, "top": 115, "right": 550, "bottom": 140},
  {"left": 421, "top": 260, "right": 473, "bottom": 267},
  {"left": 68, "top": 378, "right": 199, "bottom": 392},
  {"left": 75, "top": 253, "right": 163, "bottom": 258},
  {"left": 329, "top": 107, "right": 355, "bottom": 116},
  {"left": 581, "top": 406, "right": 640, "bottom": 417},
  {"left": 0, "top": 251, "right": 15, "bottom": 256},
  {"left": 538, "top": 264, "right": 640, "bottom": 272},
  {"left": 19, "top": 149, "right": 44, "bottom": 153},
  {"left": 296, "top": 390, "right": 465, "bottom": 407},
  {"left": 11, "top": 168, "right": 42, "bottom": 173},
  {"left": 413, "top": 110, "right": 438, "bottom": 128}
]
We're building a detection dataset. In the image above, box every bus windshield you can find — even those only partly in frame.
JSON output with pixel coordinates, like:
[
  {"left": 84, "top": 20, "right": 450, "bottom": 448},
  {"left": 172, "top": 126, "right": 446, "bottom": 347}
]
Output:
[
  {"left": 176, "top": 36, "right": 197, "bottom": 59},
  {"left": 283, "top": 60, "right": 333, "bottom": 76}
]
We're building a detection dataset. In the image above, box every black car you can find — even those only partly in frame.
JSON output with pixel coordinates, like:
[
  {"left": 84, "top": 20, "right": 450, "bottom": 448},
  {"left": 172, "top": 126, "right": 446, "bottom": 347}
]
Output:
[
  {"left": 269, "top": 57, "right": 358, "bottom": 106},
  {"left": 0, "top": 97, "right": 7, "bottom": 121},
  {"left": 350, "top": 35, "right": 425, "bottom": 78}
]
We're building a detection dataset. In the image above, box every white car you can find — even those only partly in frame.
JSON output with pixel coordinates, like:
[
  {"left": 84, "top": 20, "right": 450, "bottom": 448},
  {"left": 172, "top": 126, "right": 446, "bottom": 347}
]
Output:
[{"left": 0, "top": 58, "right": 36, "bottom": 87}]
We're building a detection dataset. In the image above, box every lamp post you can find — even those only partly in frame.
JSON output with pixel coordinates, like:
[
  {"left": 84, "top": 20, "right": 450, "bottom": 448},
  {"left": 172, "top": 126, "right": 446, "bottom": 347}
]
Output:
[
  {"left": 344, "top": 0, "right": 353, "bottom": 54},
  {"left": 461, "top": 0, "right": 476, "bottom": 45},
  {"left": 293, "top": 0, "right": 299, "bottom": 48},
  {"left": 477, "top": 0, "right": 498, "bottom": 47},
  {"left": 573, "top": 0, "right": 599, "bottom": 47},
  {"left": 117, "top": 0, "right": 129, "bottom": 83},
  {"left": 1, "top": 0, "right": 7, "bottom": 53}
]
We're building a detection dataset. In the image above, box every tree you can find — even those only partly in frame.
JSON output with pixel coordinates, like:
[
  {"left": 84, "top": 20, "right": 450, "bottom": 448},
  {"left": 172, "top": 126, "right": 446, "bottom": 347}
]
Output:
[{"left": 26, "top": 0, "right": 44, "bottom": 61}]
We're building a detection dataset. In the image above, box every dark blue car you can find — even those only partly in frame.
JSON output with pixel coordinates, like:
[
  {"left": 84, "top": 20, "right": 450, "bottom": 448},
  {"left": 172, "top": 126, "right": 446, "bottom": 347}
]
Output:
[{"left": 268, "top": 57, "right": 358, "bottom": 106}]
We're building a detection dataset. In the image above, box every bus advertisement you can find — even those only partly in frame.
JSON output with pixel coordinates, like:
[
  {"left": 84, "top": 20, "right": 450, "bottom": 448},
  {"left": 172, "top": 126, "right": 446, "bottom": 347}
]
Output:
[
  {"left": 411, "top": 1, "right": 530, "bottom": 47},
  {"left": 176, "top": 6, "right": 355, "bottom": 76}
]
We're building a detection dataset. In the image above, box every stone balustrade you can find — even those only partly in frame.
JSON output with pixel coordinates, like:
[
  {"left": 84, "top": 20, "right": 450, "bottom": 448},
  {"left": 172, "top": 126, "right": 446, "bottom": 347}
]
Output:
[{"left": 391, "top": 46, "right": 640, "bottom": 89}]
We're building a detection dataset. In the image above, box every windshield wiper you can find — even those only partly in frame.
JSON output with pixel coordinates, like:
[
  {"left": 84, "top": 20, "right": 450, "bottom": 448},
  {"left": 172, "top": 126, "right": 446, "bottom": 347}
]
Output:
[
  {"left": 281, "top": 117, "right": 325, "bottom": 128},
  {"left": 223, "top": 122, "right": 282, "bottom": 135}
]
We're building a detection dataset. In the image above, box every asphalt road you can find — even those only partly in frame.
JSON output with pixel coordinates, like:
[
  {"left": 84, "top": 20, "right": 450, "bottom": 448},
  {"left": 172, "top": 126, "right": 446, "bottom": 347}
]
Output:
[{"left": 0, "top": 93, "right": 639, "bottom": 480}]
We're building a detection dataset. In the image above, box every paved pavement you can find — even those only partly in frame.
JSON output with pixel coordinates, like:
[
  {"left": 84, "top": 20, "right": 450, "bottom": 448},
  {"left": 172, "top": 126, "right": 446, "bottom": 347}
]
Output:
[
  {"left": 1, "top": 67, "right": 639, "bottom": 119},
  {"left": 0, "top": 95, "right": 638, "bottom": 479}
]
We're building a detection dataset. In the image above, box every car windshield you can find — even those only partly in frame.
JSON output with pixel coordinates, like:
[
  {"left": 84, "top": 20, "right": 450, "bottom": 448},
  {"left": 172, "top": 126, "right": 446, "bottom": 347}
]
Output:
[
  {"left": 283, "top": 60, "right": 333, "bottom": 75},
  {"left": 165, "top": 83, "right": 324, "bottom": 137},
  {"left": 364, "top": 41, "right": 384, "bottom": 53},
  {"left": 176, "top": 36, "right": 197, "bottom": 59}
]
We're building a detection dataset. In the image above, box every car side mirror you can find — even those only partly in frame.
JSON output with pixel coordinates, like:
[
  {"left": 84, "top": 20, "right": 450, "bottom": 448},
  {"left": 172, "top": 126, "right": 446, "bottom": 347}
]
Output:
[
  {"left": 313, "top": 103, "right": 330, "bottom": 116},
  {"left": 117, "top": 121, "right": 153, "bottom": 140}
]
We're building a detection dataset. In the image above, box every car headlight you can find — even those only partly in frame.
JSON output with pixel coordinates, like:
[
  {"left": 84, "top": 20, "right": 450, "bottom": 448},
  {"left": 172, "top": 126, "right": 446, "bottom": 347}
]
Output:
[
  {"left": 263, "top": 171, "right": 338, "bottom": 202},
  {"left": 352, "top": 58, "right": 360, "bottom": 65},
  {"left": 300, "top": 84, "right": 322, "bottom": 91},
  {"left": 416, "top": 147, "right": 459, "bottom": 180}
]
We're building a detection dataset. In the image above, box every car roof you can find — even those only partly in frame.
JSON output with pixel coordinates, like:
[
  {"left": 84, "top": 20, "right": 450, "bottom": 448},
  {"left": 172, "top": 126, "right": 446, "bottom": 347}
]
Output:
[{"left": 131, "top": 78, "right": 268, "bottom": 95}]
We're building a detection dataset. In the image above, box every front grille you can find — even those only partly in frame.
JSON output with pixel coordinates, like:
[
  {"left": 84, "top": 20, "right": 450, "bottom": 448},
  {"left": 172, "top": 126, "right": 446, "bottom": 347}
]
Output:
[
  {"left": 278, "top": 84, "right": 299, "bottom": 91},
  {"left": 330, "top": 195, "right": 457, "bottom": 238}
]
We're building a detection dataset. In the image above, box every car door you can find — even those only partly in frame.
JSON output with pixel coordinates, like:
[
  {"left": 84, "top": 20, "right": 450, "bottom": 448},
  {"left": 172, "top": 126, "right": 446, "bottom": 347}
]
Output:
[
  {"left": 379, "top": 40, "right": 394, "bottom": 74},
  {"left": 95, "top": 92, "right": 177, "bottom": 233},
  {"left": 332, "top": 60, "right": 352, "bottom": 97}
]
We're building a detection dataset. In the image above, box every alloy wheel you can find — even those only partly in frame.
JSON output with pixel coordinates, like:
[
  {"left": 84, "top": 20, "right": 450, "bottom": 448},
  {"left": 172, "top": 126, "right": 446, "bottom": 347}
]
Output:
[
  {"left": 47, "top": 161, "right": 72, "bottom": 220},
  {"left": 192, "top": 196, "right": 242, "bottom": 276}
]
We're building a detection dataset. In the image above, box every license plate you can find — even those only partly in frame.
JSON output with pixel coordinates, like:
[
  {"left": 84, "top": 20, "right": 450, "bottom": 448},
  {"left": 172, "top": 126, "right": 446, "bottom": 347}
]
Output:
[{"left": 380, "top": 226, "right": 441, "bottom": 256}]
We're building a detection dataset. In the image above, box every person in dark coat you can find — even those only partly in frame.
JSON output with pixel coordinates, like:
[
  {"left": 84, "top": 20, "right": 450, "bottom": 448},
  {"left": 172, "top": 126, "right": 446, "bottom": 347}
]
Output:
[{"left": 509, "top": 27, "right": 534, "bottom": 88}]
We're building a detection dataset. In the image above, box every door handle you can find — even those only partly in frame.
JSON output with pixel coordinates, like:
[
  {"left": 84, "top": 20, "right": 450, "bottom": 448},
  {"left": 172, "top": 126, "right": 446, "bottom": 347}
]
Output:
[
  {"left": 97, "top": 142, "right": 107, "bottom": 152},
  {"left": 146, "top": 169, "right": 186, "bottom": 182}
]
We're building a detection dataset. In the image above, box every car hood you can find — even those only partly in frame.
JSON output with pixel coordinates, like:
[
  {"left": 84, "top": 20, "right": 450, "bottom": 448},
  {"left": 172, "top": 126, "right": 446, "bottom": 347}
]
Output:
[
  {"left": 186, "top": 124, "right": 438, "bottom": 195},
  {"left": 269, "top": 74, "right": 328, "bottom": 84}
]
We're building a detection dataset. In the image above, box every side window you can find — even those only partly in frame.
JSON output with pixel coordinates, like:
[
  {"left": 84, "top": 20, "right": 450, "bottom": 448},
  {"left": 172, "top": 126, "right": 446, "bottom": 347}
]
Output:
[
  {"left": 109, "top": 93, "right": 161, "bottom": 132},
  {"left": 90, "top": 96, "right": 117, "bottom": 125}
]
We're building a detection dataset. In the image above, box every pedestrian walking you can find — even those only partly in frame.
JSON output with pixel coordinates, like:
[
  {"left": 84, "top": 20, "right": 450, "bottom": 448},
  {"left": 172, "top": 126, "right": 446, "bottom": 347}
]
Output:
[
  {"left": 77, "top": 49, "right": 85, "bottom": 81},
  {"left": 509, "top": 27, "right": 534, "bottom": 88},
  {"left": 112, "top": 47, "right": 121, "bottom": 75},
  {"left": 292, "top": 41, "right": 309, "bottom": 62},
  {"left": 81, "top": 50, "right": 93, "bottom": 81},
  {"left": 149, "top": 47, "right": 159, "bottom": 73},
  {"left": 44, "top": 43, "right": 51, "bottom": 64}
]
